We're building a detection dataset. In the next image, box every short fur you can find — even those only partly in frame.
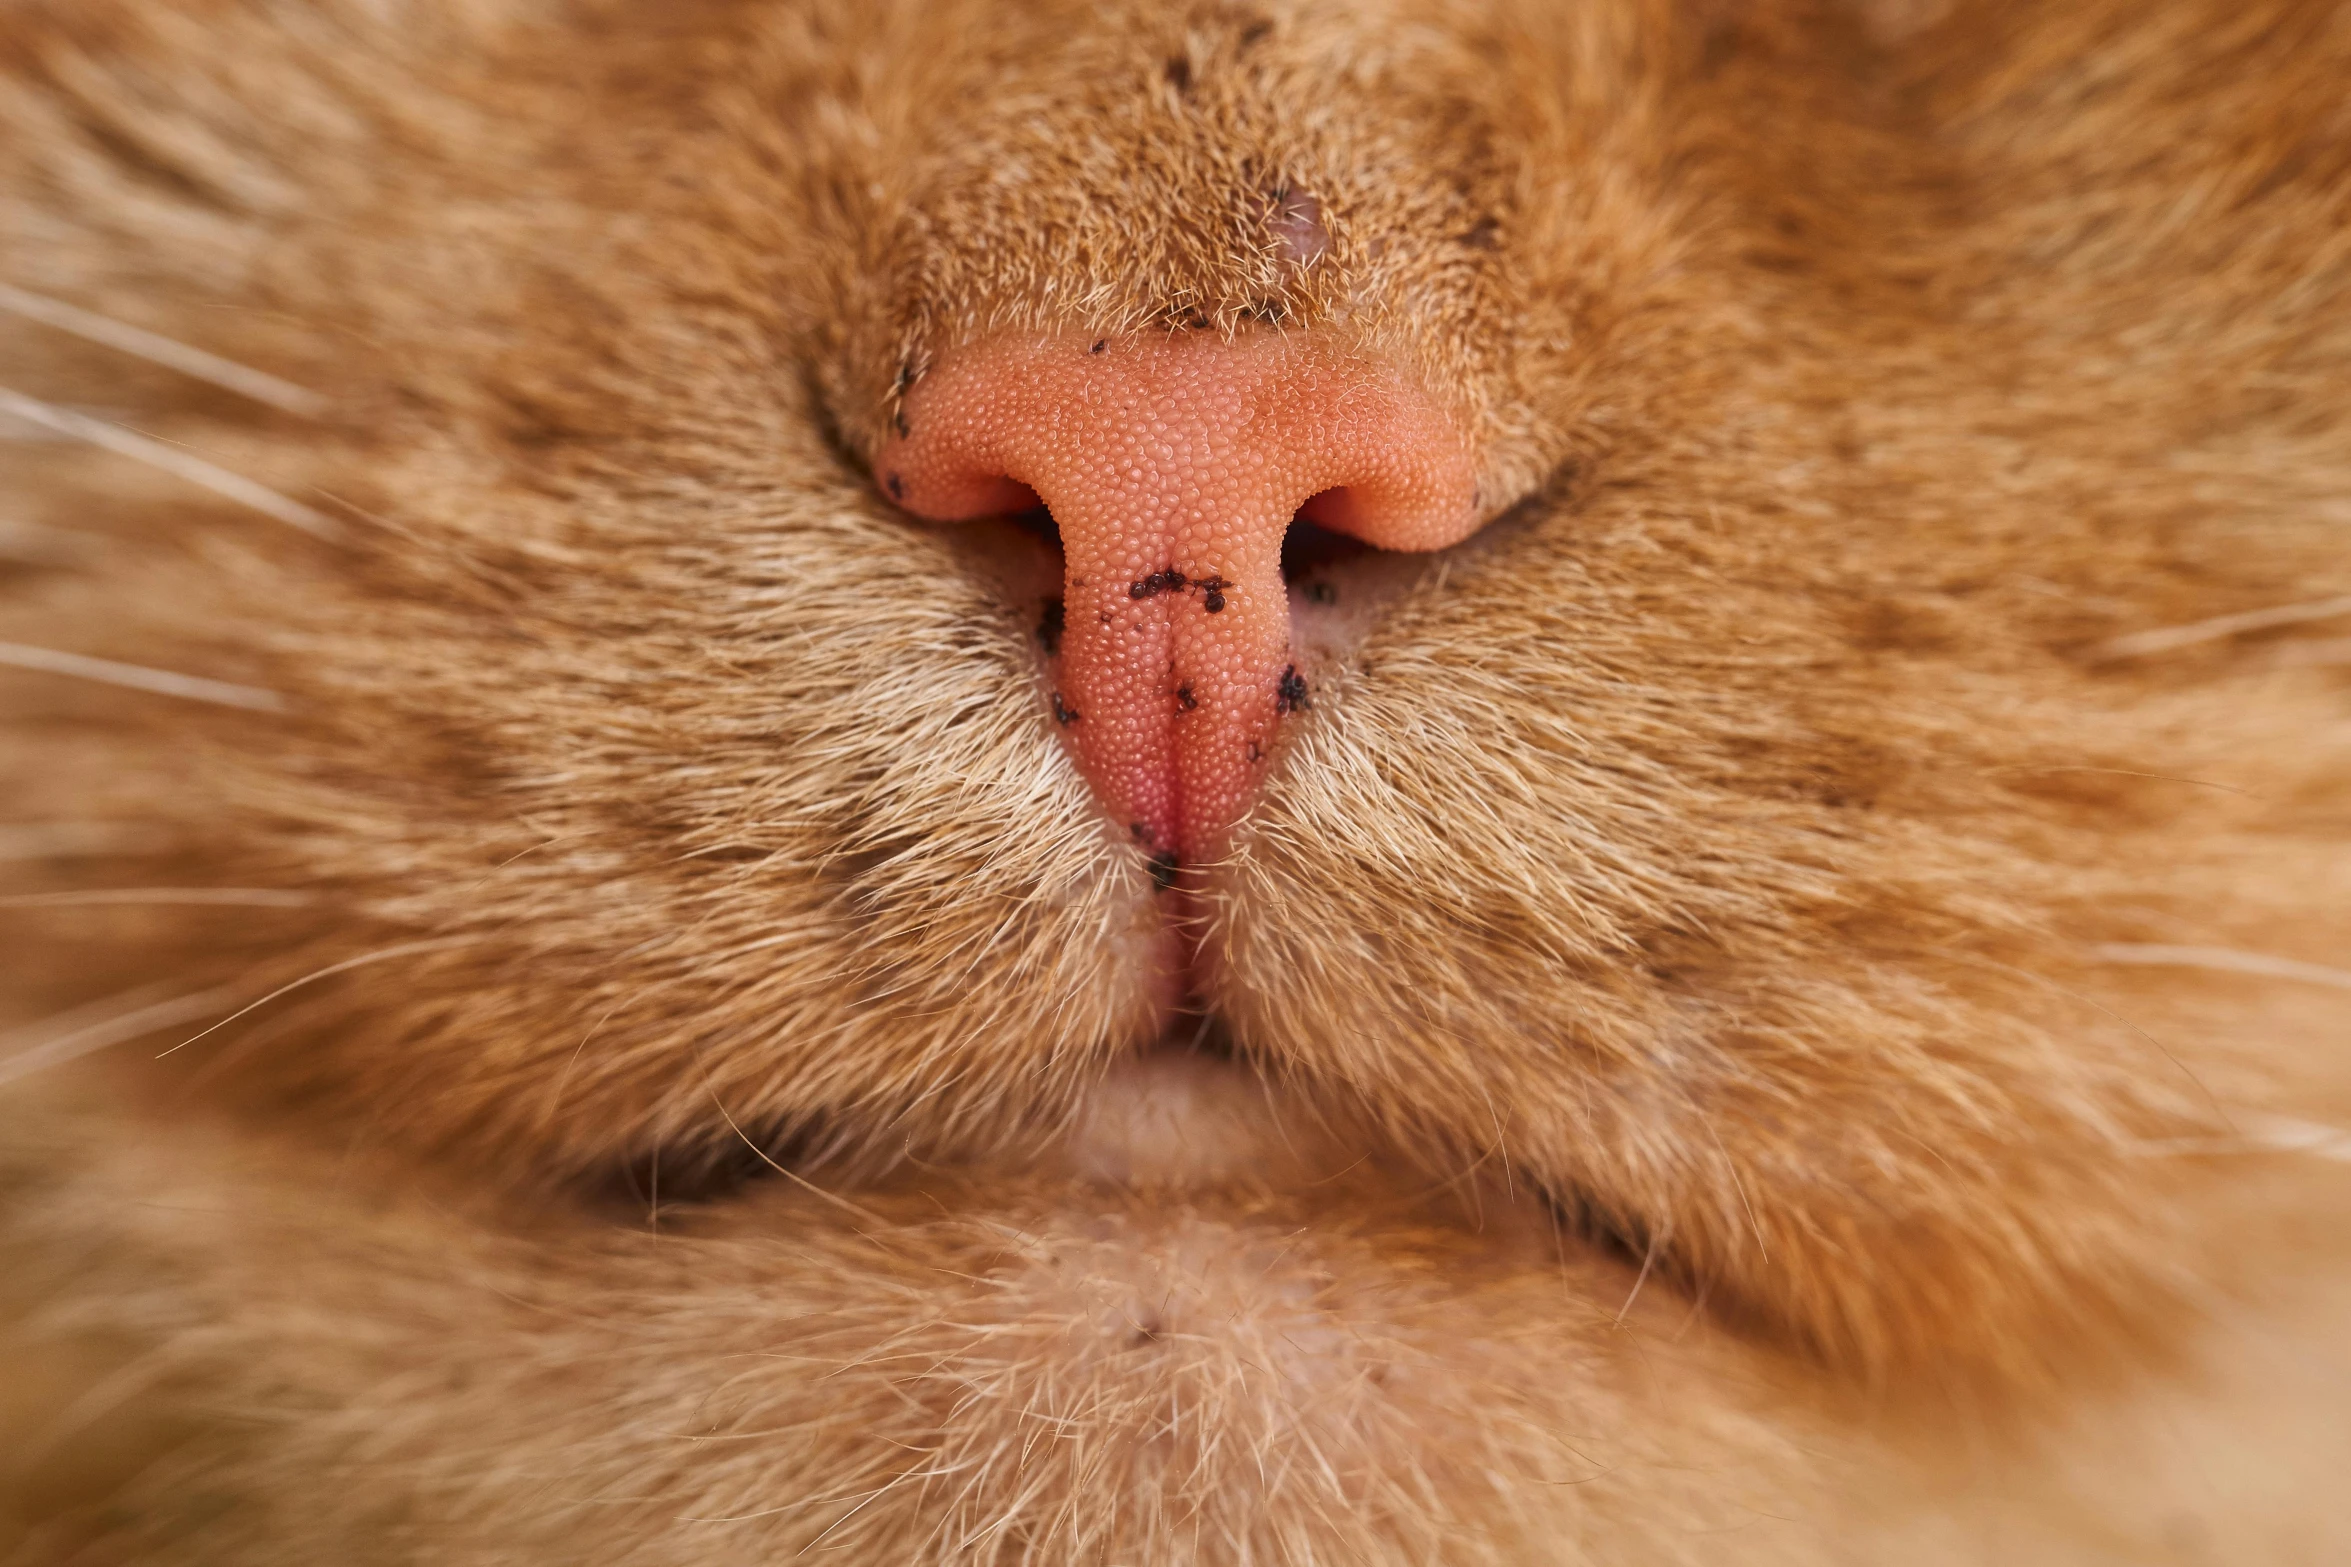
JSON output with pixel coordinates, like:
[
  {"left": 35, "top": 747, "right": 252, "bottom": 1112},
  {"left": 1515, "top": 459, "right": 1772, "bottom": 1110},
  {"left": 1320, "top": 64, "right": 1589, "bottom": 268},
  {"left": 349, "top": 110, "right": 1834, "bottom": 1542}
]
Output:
[{"left": 1, "top": 0, "right": 2347, "bottom": 1561}]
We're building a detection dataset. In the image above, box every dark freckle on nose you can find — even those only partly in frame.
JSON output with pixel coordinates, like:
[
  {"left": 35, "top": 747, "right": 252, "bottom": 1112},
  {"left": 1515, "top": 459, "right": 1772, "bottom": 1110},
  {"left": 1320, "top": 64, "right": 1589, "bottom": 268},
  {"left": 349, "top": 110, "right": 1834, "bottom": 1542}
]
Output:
[
  {"left": 1052, "top": 692, "right": 1081, "bottom": 725},
  {"left": 1090, "top": 339, "right": 1106, "bottom": 354},
  {"left": 885, "top": 472, "right": 904, "bottom": 500},
  {"left": 893, "top": 362, "right": 915, "bottom": 395},
  {"left": 1148, "top": 850, "right": 1180, "bottom": 891},
  {"left": 1176, "top": 685, "right": 1197, "bottom": 712},
  {"left": 1275, "top": 665, "right": 1309, "bottom": 714},
  {"left": 892, "top": 408, "right": 910, "bottom": 438},
  {"left": 1202, "top": 579, "right": 1228, "bottom": 613},
  {"left": 1036, "top": 597, "right": 1064, "bottom": 656},
  {"left": 1130, "top": 821, "right": 1149, "bottom": 842},
  {"left": 1130, "top": 567, "right": 1187, "bottom": 599}
]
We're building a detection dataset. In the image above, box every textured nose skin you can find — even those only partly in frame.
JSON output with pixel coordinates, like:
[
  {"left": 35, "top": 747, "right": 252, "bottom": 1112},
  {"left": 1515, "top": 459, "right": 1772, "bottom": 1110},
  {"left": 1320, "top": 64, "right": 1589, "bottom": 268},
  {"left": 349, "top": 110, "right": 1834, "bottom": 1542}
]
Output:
[{"left": 879, "top": 332, "right": 1477, "bottom": 863}]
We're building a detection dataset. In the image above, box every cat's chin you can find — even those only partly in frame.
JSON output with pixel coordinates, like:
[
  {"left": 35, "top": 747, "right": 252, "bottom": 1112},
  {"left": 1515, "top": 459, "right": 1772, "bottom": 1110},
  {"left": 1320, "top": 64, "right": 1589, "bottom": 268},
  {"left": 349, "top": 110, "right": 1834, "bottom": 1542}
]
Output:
[
  {"left": 990, "top": 1042, "right": 1599, "bottom": 1300},
  {"left": 1045, "top": 1042, "right": 1352, "bottom": 1190},
  {"left": 7, "top": 1069, "right": 1800, "bottom": 1567}
]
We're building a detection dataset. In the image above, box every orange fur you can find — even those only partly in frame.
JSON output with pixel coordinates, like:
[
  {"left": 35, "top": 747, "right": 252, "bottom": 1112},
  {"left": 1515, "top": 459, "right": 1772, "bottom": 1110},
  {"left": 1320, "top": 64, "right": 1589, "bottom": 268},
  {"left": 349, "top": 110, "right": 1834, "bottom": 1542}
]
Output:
[{"left": 1, "top": 0, "right": 2347, "bottom": 1560}]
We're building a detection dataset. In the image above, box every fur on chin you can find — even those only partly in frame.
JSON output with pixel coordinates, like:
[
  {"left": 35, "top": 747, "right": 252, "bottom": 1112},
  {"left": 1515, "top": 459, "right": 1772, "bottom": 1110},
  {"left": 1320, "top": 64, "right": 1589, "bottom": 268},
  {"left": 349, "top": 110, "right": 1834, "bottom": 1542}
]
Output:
[
  {"left": 0, "top": 1081, "right": 1821, "bottom": 1567},
  {"left": 6, "top": 1079, "right": 2351, "bottom": 1566}
]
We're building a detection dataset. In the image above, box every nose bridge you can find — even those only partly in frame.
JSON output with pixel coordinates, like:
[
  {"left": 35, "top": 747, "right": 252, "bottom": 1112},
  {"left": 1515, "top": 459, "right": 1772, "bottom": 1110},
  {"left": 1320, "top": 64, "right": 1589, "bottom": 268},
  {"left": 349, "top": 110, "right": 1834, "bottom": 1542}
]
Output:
[{"left": 880, "top": 330, "right": 1477, "bottom": 865}]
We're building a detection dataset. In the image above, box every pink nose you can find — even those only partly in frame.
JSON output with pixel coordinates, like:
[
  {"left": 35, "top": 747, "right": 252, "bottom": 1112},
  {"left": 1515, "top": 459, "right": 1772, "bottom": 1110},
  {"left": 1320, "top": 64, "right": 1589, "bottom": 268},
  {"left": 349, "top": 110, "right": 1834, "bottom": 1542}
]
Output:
[{"left": 879, "top": 331, "right": 1479, "bottom": 865}]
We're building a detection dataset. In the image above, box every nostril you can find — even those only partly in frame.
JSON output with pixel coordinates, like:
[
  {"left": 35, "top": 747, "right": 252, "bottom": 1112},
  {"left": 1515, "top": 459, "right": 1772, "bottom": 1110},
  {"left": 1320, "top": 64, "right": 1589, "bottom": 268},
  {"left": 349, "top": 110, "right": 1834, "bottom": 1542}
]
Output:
[
  {"left": 1280, "top": 509, "right": 1373, "bottom": 583},
  {"left": 1294, "top": 486, "right": 1351, "bottom": 530},
  {"left": 1292, "top": 483, "right": 1404, "bottom": 543},
  {"left": 1005, "top": 498, "right": 1061, "bottom": 562},
  {"left": 992, "top": 481, "right": 1045, "bottom": 517}
]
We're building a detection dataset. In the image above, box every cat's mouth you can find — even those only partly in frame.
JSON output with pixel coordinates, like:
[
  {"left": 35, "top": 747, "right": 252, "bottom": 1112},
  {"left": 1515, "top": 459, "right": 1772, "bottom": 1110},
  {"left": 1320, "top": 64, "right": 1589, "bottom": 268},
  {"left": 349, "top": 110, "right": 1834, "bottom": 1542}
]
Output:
[
  {"left": 608, "top": 1015, "right": 1661, "bottom": 1367},
  {"left": 1051, "top": 1026, "right": 1329, "bottom": 1189}
]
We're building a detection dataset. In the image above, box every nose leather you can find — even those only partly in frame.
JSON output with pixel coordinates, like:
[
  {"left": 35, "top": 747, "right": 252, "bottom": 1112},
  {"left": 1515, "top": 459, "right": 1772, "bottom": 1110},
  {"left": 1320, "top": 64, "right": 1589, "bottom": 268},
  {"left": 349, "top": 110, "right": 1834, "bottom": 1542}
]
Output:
[{"left": 878, "top": 331, "right": 1478, "bottom": 866}]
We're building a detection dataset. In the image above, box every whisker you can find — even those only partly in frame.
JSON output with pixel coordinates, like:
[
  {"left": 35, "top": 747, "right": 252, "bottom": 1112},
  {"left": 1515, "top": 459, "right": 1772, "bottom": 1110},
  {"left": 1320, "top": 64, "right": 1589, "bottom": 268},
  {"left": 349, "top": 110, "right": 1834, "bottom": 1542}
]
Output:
[
  {"left": 0, "top": 888, "right": 312, "bottom": 909},
  {"left": 0, "top": 385, "right": 338, "bottom": 539},
  {"left": 2091, "top": 942, "right": 2351, "bottom": 992},
  {"left": 1613, "top": 1228, "right": 1664, "bottom": 1327},
  {"left": 0, "top": 640, "right": 283, "bottom": 711},
  {"left": 153, "top": 935, "right": 479, "bottom": 1059},
  {"left": 0, "top": 986, "right": 238, "bottom": 1087},
  {"left": 2246, "top": 1114, "right": 2351, "bottom": 1162},
  {"left": 0, "top": 281, "right": 329, "bottom": 417},
  {"left": 2127, "top": 1115, "right": 2351, "bottom": 1163},
  {"left": 2095, "top": 594, "right": 2351, "bottom": 661},
  {"left": 688, "top": 1036, "right": 894, "bottom": 1229}
]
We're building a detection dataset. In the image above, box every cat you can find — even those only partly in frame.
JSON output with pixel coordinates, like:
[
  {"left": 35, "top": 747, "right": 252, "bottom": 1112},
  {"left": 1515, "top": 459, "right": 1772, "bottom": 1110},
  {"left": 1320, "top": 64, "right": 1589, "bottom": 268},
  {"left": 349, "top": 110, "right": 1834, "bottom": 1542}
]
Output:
[{"left": 1, "top": 0, "right": 2347, "bottom": 1560}]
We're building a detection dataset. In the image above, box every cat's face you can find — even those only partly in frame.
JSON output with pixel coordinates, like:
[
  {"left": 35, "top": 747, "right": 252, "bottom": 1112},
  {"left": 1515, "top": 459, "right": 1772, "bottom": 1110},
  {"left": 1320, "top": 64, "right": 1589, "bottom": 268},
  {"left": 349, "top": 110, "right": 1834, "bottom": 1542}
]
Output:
[{"left": 3, "top": 0, "right": 2349, "bottom": 1561}]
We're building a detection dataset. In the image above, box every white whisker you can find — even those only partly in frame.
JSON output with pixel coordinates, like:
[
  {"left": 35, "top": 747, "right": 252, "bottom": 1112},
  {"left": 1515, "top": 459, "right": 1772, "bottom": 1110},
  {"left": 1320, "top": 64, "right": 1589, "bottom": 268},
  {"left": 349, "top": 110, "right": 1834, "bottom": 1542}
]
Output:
[
  {"left": 2245, "top": 1115, "right": 2351, "bottom": 1162},
  {"left": 2128, "top": 1115, "right": 2351, "bottom": 1163},
  {"left": 2091, "top": 942, "right": 2351, "bottom": 992},
  {"left": 2096, "top": 595, "right": 2351, "bottom": 660},
  {"left": 0, "top": 888, "right": 311, "bottom": 909},
  {"left": 0, "top": 986, "right": 238, "bottom": 1087},
  {"left": 0, "top": 385, "right": 338, "bottom": 538},
  {"left": 0, "top": 281, "right": 328, "bottom": 417},
  {"left": 0, "top": 640, "right": 283, "bottom": 711}
]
